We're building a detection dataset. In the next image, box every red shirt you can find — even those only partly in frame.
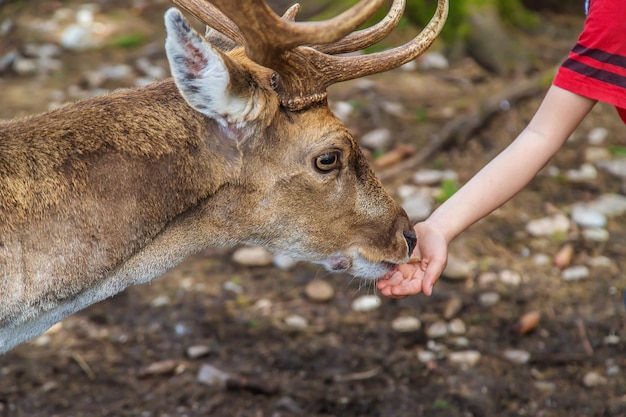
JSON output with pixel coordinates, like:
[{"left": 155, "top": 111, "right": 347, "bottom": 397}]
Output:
[{"left": 553, "top": 0, "right": 626, "bottom": 123}]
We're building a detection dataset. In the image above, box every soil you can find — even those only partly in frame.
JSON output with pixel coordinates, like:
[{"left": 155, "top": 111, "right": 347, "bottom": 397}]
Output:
[{"left": 1, "top": 2, "right": 625, "bottom": 417}]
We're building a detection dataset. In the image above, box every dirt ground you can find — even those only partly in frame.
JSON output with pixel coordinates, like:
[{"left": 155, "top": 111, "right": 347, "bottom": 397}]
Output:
[{"left": 1, "top": 2, "right": 625, "bottom": 417}]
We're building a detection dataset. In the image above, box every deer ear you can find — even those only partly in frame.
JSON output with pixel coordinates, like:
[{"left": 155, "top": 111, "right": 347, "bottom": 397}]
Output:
[{"left": 164, "top": 8, "right": 255, "bottom": 128}]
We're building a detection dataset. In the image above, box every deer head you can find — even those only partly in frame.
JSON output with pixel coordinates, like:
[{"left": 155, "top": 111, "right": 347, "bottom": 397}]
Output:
[
  {"left": 163, "top": 0, "right": 448, "bottom": 276},
  {"left": 0, "top": 0, "right": 447, "bottom": 353}
]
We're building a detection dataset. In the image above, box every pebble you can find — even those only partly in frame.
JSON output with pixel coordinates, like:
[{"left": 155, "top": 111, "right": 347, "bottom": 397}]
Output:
[
  {"left": 138, "top": 360, "right": 180, "bottom": 377},
  {"left": 197, "top": 364, "right": 229, "bottom": 388},
  {"left": 402, "top": 192, "right": 433, "bottom": 222},
  {"left": 503, "top": 349, "right": 531, "bottom": 365},
  {"left": 330, "top": 100, "right": 354, "bottom": 122},
  {"left": 186, "top": 345, "right": 211, "bottom": 359},
  {"left": 598, "top": 159, "right": 626, "bottom": 179},
  {"left": 561, "top": 265, "right": 590, "bottom": 281},
  {"left": 582, "top": 227, "right": 610, "bottom": 242},
  {"left": 231, "top": 246, "right": 274, "bottom": 266},
  {"left": 284, "top": 314, "right": 308, "bottom": 330},
  {"left": 351, "top": 295, "right": 381, "bottom": 312},
  {"left": 499, "top": 270, "right": 522, "bottom": 287},
  {"left": 586, "top": 193, "right": 626, "bottom": 217},
  {"left": 150, "top": 295, "right": 170, "bottom": 307},
  {"left": 477, "top": 271, "right": 498, "bottom": 287},
  {"left": 443, "top": 296, "right": 463, "bottom": 319},
  {"left": 603, "top": 335, "right": 620, "bottom": 345},
  {"left": 587, "top": 126, "right": 608, "bottom": 144},
  {"left": 585, "top": 146, "right": 611, "bottom": 163},
  {"left": 570, "top": 205, "right": 607, "bottom": 228},
  {"left": 417, "top": 51, "right": 449, "bottom": 70},
  {"left": 534, "top": 381, "right": 556, "bottom": 395},
  {"left": 305, "top": 279, "right": 335, "bottom": 302},
  {"left": 416, "top": 349, "right": 437, "bottom": 364},
  {"left": 425, "top": 321, "right": 448, "bottom": 339},
  {"left": 442, "top": 255, "right": 474, "bottom": 280},
  {"left": 479, "top": 292, "right": 501, "bottom": 307},
  {"left": 360, "top": 128, "right": 392, "bottom": 150},
  {"left": 447, "top": 318, "right": 466, "bottom": 335},
  {"left": 391, "top": 316, "right": 421, "bottom": 333},
  {"left": 412, "top": 169, "right": 458, "bottom": 186},
  {"left": 565, "top": 163, "right": 597, "bottom": 183},
  {"left": 273, "top": 254, "right": 297, "bottom": 270},
  {"left": 582, "top": 371, "right": 607, "bottom": 387},
  {"left": 525, "top": 214, "right": 570, "bottom": 237},
  {"left": 448, "top": 350, "right": 481, "bottom": 367},
  {"left": 222, "top": 281, "right": 243, "bottom": 294}
]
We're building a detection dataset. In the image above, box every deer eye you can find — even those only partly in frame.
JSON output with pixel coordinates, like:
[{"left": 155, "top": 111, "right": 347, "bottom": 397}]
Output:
[{"left": 314, "top": 151, "right": 341, "bottom": 172}]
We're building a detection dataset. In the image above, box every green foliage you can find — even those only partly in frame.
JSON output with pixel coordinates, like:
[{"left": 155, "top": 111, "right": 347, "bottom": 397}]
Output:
[
  {"left": 609, "top": 146, "right": 626, "bottom": 157},
  {"left": 107, "top": 33, "right": 146, "bottom": 49},
  {"left": 435, "top": 178, "right": 458, "bottom": 203},
  {"left": 405, "top": 0, "right": 538, "bottom": 44}
]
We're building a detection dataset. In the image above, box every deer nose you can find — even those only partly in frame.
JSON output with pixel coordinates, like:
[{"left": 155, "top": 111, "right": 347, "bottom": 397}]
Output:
[{"left": 403, "top": 230, "right": 417, "bottom": 257}]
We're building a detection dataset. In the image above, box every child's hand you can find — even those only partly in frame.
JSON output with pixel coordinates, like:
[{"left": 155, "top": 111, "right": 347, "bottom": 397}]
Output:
[{"left": 377, "top": 221, "right": 449, "bottom": 298}]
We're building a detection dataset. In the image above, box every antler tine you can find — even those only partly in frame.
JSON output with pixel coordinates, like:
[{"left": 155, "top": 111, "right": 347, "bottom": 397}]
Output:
[
  {"left": 171, "top": 0, "right": 244, "bottom": 45},
  {"left": 316, "top": 0, "right": 405, "bottom": 55},
  {"left": 205, "top": 0, "right": 386, "bottom": 67},
  {"left": 313, "top": 0, "right": 448, "bottom": 88}
]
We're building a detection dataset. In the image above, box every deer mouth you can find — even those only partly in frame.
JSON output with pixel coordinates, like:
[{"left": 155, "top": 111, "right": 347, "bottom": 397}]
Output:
[{"left": 319, "top": 254, "right": 396, "bottom": 280}]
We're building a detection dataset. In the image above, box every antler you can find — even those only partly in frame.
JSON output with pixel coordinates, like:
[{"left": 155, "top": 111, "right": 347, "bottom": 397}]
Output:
[{"left": 171, "top": 0, "right": 449, "bottom": 111}]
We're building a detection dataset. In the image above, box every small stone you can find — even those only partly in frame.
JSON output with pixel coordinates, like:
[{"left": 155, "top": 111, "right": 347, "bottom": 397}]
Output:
[
  {"left": 585, "top": 146, "right": 611, "bottom": 163},
  {"left": 587, "top": 193, "right": 626, "bottom": 217},
  {"left": 284, "top": 314, "right": 308, "bottom": 329},
  {"left": 360, "top": 128, "right": 392, "bottom": 150},
  {"left": 417, "top": 51, "right": 449, "bottom": 70},
  {"left": 479, "top": 292, "right": 500, "bottom": 307},
  {"left": 503, "top": 349, "right": 531, "bottom": 365},
  {"left": 477, "top": 271, "right": 498, "bottom": 287},
  {"left": 582, "top": 371, "right": 607, "bottom": 387},
  {"left": 197, "top": 364, "right": 229, "bottom": 388},
  {"left": 447, "top": 318, "right": 466, "bottom": 335},
  {"left": 499, "top": 270, "right": 522, "bottom": 287},
  {"left": 448, "top": 350, "right": 481, "bottom": 367},
  {"left": 534, "top": 381, "right": 556, "bottom": 395},
  {"left": 273, "top": 254, "right": 297, "bottom": 270},
  {"left": 351, "top": 295, "right": 381, "bottom": 312},
  {"left": 582, "top": 228, "right": 610, "bottom": 242},
  {"left": 603, "top": 335, "right": 620, "bottom": 345},
  {"left": 330, "top": 101, "right": 354, "bottom": 122},
  {"left": 426, "top": 321, "right": 448, "bottom": 339},
  {"left": 412, "top": 169, "right": 457, "bottom": 186},
  {"left": 232, "top": 246, "right": 273, "bottom": 266},
  {"left": 223, "top": 281, "right": 243, "bottom": 294},
  {"left": 416, "top": 349, "right": 437, "bottom": 364},
  {"left": 562, "top": 265, "right": 590, "bottom": 281},
  {"left": 150, "top": 295, "right": 170, "bottom": 307},
  {"left": 565, "top": 163, "right": 597, "bottom": 183},
  {"left": 305, "top": 279, "right": 335, "bottom": 302},
  {"left": 525, "top": 214, "right": 570, "bottom": 237},
  {"left": 391, "top": 316, "right": 421, "bottom": 333},
  {"left": 138, "top": 360, "right": 179, "bottom": 377},
  {"left": 443, "top": 296, "right": 463, "bottom": 319},
  {"left": 587, "top": 126, "right": 608, "bottom": 144},
  {"left": 186, "top": 345, "right": 211, "bottom": 359},
  {"left": 442, "top": 255, "right": 474, "bottom": 280},
  {"left": 571, "top": 205, "right": 607, "bottom": 228},
  {"left": 402, "top": 191, "right": 433, "bottom": 222}
]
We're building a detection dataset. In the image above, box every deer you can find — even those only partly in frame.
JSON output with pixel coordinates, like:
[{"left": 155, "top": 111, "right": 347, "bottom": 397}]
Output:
[{"left": 0, "top": 0, "right": 448, "bottom": 354}]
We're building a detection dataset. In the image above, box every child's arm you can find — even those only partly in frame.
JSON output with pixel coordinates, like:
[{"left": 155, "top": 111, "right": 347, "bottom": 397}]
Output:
[{"left": 378, "top": 85, "right": 596, "bottom": 298}]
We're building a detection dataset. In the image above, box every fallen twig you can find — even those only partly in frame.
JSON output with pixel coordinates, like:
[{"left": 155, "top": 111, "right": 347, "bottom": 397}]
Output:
[{"left": 378, "top": 67, "right": 557, "bottom": 183}]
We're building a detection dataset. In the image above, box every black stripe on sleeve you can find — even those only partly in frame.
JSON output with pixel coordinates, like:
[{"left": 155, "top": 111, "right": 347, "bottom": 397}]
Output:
[
  {"left": 561, "top": 58, "right": 626, "bottom": 89},
  {"left": 572, "top": 43, "right": 626, "bottom": 69}
]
